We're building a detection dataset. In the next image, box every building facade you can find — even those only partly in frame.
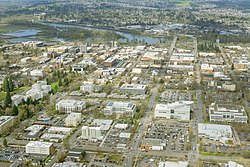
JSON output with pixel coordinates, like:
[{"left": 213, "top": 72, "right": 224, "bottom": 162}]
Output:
[
  {"left": 81, "top": 126, "right": 103, "bottom": 141},
  {"left": 65, "top": 113, "right": 82, "bottom": 127},
  {"left": 26, "top": 141, "right": 54, "bottom": 155}
]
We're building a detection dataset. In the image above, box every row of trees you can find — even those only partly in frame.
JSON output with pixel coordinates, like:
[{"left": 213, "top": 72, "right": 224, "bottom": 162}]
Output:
[{"left": 198, "top": 42, "right": 220, "bottom": 53}]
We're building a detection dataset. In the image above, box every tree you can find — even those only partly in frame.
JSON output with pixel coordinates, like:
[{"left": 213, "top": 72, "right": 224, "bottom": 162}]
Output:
[
  {"left": 12, "top": 105, "right": 19, "bottom": 116},
  {"left": 80, "top": 150, "right": 86, "bottom": 160},
  {"left": 58, "top": 79, "right": 62, "bottom": 87},
  {"left": 3, "top": 138, "right": 7, "bottom": 147},
  {"left": 3, "top": 77, "right": 10, "bottom": 92},
  {"left": 4, "top": 91, "right": 12, "bottom": 108},
  {"left": 8, "top": 77, "right": 14, "bottom": 92}
]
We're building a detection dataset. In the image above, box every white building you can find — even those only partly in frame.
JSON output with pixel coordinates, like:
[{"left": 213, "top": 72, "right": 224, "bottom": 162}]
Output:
[
  {"left": 158, "top": 161, "right": 188, "bottom": 167},
  {"left": 65, "top": 112, "right": 82, "bottom": 127},
  {"left": 25, "top": 81, "right": 51, "bottom": 101},
  {"left": 120, "top": 84, "right": 147, "bottom": 95},
  {"left": 30, "top": 69, "right": 44, "bottom": 77},
  {"left": 198, "top": 123, "right": 233, "bottom": 141},
  {"left": 48, "top": 126, "right": 73, "bottom": 135},
  {"left": 154, "top": 101, "right": 193, "bottom": 121},
  {"left": 103, "top": 101, "right": 136, "bottom": 117},
  {"left": 25, "top": 141, "right": 54, "bottom": 155},
  {"left": 81, "top": 126, "right": 103, "bottom": 141},
  {"left": 53, "top": 162, "right": 85, "bottom": 167},
  {"left": 209, "top": 103, "right": 248, "bottom": 123},
  {"left": 80, "top": 81, "right": 101, "bottom": 93},
  {"left": 11, "top": 95, "right": 24, "bottom": 106},
  {"left": 56, "top": 99, "right": 86, "bottom": 113}
]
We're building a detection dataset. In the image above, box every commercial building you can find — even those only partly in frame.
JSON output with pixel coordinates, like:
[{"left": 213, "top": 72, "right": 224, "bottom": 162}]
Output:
[
  {"left": 53, "top": 162, "right": 85, "bottom": 167},
  {"left": 233, "top": 60, "right": 249, "bottom": 71},
  {"left": 0, "top": 116, "right": 16, "bottom": 135},
  {"left": 154, "top": 101, "right": 193, "bottom": 121},
  {"left": 158, "top": 161, "right": 188, "bottom": 167},
  {"left": 72, "top": 64, "right": 87, "bottom": 73},
  {"left": 141, "top": 139, "right": 165, "bottom": 151},
  {"left": 198, "top": 123, "right": 233, "bottom": 141},
  {"left": 25, "top": 141, "right": 54, "bottom": 155},
  {"left": 120, "top": 84, "right": 147, "bottom": 95},
  {"left": 81, "top": 126, "right": 103, "bottom": 141},
  {"left": 103, "top": 57, "right": 117, "bottom": 67},
  {"left": 209, "top": 103, "right": 248, "bottom": 123},
  {"left": 48, "top": 126, "right": 73, "bottom": 135},
  {"left": 103, "top": 101, "right": 136, "bottom": 117},
  {"left": 56, "top": 99, "right": 86, "bottom": 113},
  {"left": 30, "top": 69, "right": 44, "bottom": 78},
  {"left": 65, "top": 112, "right": 82, "bottom": 127}
]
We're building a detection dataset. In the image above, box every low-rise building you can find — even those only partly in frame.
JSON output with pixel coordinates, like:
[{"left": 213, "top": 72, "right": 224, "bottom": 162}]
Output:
[
  {"left": 30, "top": 69, "right": 44, "bottom": 78},
  {"left": 72, "top": 64, "right": 86, "bottom": 73},
  {"left": 25, "top": 141, "right": 54, "bottom": 155},
  {"left": 141, "top": 139, "right": 165, "bottom": 150},
  {"left": 154, "top": 101, "right": 193, "bottom": 121},
  {"left": 56, "top": 99, "right": 86, "bottom": 113},
  {"left": 103, "top": 57, "right": 117, "bottom": 67},
  {"left": 48, "top": 126, "right": 73, "bottom": 135},
  {"left": 52, "top": 162, "right": 85, "bottom": 167},
  {"left": 120, "top": 84, "right": 147, "bottom": 95},
  {"left": 65, "top": 112, "right": 82, "bottom": 127},
  {"left": 198, "top": 123, "right": 233, "bottom": 141},
  {"left": 81, "top": 126, "right": 103, "bottom": 141},
  {"left": 158, "top": 161, "right": 188, "bottom": 167},
  {"left": 103, "top": 101, "right": 136, "bottom": 117},
  {"left": 233, "top": 60, "right": 249, "bottom": 71},
  {"left": 209, "top": 103, "right": 248, "bottom": 123},
  {"left": 80, "top": 81, "right": 101, "bottom": 93}
]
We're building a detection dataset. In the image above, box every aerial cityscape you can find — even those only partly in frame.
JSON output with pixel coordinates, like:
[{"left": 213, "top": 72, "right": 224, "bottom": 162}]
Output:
[{"left": 0, "top": 0, "right": 250, "bottom": 167}]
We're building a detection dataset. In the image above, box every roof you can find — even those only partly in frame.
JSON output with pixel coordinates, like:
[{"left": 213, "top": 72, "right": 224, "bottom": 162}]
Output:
[
  {"left": 0, "top": 116, "right": 15, "bottom": 126},
  {"left": 26, "top": 141, "right": 53, "bottom": 148},
  {"left": 158, "top": 161, "right": 188, "bottom": 167},
  {"left": 198, "top": 123, "right": 232, "bottom": 139}
]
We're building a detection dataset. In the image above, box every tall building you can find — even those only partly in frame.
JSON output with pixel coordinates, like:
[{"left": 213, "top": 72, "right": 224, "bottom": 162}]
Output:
[
  {"left": 65, "top": 113, "right": 82, "bottom": 127},
  {"left": 81, "top": 126, "right": 103, "bottom": 141}
]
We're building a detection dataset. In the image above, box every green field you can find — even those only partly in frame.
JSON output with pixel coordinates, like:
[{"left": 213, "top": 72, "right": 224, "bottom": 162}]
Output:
[
  {"left": 0, "top": 24, "right": 33, "bottom": 34},
  {"left": 171, "top": 0, "right": 191, "bottom": 7}
]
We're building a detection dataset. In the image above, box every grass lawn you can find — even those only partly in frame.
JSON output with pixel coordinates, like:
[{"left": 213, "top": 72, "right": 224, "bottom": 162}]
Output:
[
  {"left": 0, "top": 24, "right": 35, "bottom": 34},
  {"left": 0, "top": 92, "right": 6, "bottom": 101},
  {"left": 51, "top": 82, "right": 59, "bottom": 89}
]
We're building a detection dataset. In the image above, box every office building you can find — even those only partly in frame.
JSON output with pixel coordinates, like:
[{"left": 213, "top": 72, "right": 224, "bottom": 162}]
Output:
[
  {"left": 154, "top": 101, "right": 193, "bottom": 121},
  {"left": 209, "top": 103, "right": 248, "bottom": 123},
  {"left": 120, "top": 84, "right": 147, "bottom": 95},
  {"left": 103, "top": 101, "right": 136, "bottom": 117},
  {"left": 25, "top": 141, "right": 54, "bottom": 155},
  {"left": 56, "top": 99, "right": 86, "bottom": 113},
  {"left": 65, "top": 112, "right": 82, "bottom": 127},
  {"left": 81, "top": 126, "right": 103, "bottom": 141}
]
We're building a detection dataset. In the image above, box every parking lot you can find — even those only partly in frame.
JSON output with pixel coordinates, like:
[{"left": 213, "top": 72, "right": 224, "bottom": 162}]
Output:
[
  {"left": 103, "top": 123, "right": 133, "bottom": 149},
  {"left": 159, "top": 90, "right": 192, "bottom": 103},
  {"left": 145, "top": 122, "right": 190, "bottom": 152},
  {"left": 0, "top": 149, "right": 23, "bottom": 163}
]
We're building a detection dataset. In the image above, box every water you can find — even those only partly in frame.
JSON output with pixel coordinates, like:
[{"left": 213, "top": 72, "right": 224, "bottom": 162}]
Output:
[
  {"left": 4, "top": 29, "right": 41, "bottom": 37},
  {"left": 4, "top": 23, "right": 163, "bottom": 44},
  {"left": 40, "top": 22, "right": 162, "bottom": 44}
]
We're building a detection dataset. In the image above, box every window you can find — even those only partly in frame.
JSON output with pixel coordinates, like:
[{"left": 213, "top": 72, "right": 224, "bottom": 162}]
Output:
[{"left": 171, "top": 109, "right": 174, "bottom": 114}]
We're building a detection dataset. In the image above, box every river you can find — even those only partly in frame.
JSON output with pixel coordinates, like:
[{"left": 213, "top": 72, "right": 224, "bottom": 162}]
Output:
[{"left": 4, "top": 22, "right": 163, "bottom": 44}]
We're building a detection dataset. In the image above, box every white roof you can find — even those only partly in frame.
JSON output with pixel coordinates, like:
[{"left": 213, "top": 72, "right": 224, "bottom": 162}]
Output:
[
  {"left": 26, "top": 141, "right": 53, "bottom": 148},
  {"left": 198, "top": 123, "right": 232, "bottom": 139},
  {"left": 158, "top": 161, "right": 188, "bottom": 167}
]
